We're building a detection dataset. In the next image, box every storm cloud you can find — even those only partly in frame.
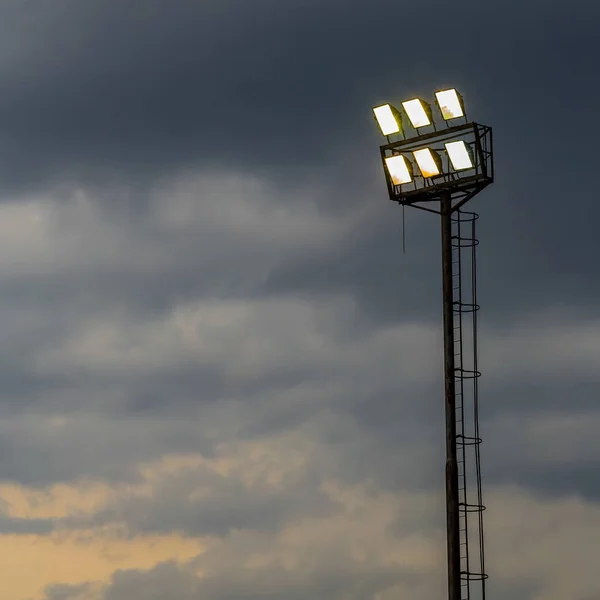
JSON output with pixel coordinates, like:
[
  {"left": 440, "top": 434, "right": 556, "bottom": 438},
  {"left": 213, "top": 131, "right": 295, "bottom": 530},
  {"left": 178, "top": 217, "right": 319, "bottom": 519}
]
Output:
[{"left": 0, "top": 1, "right": 597, "bottom": 599}]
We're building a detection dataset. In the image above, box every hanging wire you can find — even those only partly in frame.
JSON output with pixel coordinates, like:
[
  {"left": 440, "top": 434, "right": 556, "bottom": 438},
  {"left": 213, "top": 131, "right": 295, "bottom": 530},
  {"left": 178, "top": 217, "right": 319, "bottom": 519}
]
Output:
[{"left": 402, "top": 203, "right": 406, "bottom": 254}]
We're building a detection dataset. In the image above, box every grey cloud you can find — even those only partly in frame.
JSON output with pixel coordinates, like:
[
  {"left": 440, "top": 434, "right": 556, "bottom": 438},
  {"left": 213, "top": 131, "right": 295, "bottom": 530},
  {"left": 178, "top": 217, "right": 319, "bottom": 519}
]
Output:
[
  {"left": 43, "top": 582, "right": 99, "bottom": 600},
  {"left": 65, "top": 459, "right": 338, "bottom": 537},
  {"left": 0, "top": 1, "right": 599, "bottom": 598},
  {"left": 48, "top": 554, "right": 427, "bottom": 600},
  {"left": 0, "top": 412, "right": 219, "bottom": 486},
  {"left": 0, "top": 514, "right": 53, "bottom": 534},
  {"left": 44, "top": 484, "right": 600, "bottom": 600},
  {"left": 0, "top": 0, "right": 597, "bottom": 335},
  {"left": 104, "top": 563, "right": 199, "bottom": 600},
  {"left": 0, "top": 225, "right": 598, "bottom": 500},
  {"left": 0, "top": 0, "right": 596, "bottom": 192},
  {"left": 494, "top": 463, "right": 600, "bottom": 501}
]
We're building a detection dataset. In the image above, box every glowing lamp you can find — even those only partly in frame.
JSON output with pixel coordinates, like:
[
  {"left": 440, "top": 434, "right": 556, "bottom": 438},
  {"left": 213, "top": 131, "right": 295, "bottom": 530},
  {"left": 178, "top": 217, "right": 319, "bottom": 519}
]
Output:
[
  {"left": 413, "top": 148, "right": 442, "bottom": 178},
  {"left": 385, "top": 155, "right": 413, "bottom": 185},
  {"left": 435, "top": 89, "right": 465, "bottom": 121},
  {"left": 373, "top": 104, "right": 403, "bottom": 136},
  {"left": 445, "top": 141, "right": 474, "bottom": 170},
  {"left": 401, "top": 98, "right": 432, "bottom": 129}
]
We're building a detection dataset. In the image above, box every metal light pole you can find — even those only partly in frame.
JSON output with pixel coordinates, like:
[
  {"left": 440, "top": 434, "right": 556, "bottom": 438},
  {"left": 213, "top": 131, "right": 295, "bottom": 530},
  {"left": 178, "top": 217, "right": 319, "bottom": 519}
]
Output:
[
  {"left": 440, "top": 191, "right": 461, "bottom": 600},
  {"left": 372, "top": 90, "right": 494, "bottom": 600}
]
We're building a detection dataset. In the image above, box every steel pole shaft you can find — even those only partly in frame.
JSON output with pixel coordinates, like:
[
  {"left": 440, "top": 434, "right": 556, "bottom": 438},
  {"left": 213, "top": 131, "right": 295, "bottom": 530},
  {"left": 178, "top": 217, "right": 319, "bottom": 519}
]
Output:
[{"left": 441, "top": 193, "right": 461, "bottom": 600}]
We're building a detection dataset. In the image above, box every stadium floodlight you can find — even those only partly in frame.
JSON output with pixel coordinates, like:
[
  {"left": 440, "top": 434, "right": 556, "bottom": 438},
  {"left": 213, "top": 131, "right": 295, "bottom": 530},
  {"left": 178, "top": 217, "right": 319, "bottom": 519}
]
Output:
[
  {"left": 373, "top": 104, "right": 403, "bottom": 136},
  {"left": 402, "top": 98, "right": 432, "bottom": 129},
  {"left": 373, "top": 87, "right": 494, "bottom": 600},
  {"left": 413, "top": 148, "right": 441, "bottom": 178},
  {"left": 435, "top": 89, "right": 465, "bottom": 121},
  {"left": 385, "top": 154, "right": 413, "bottom": 185},
  {"left": 445, "top": 140, "right": 474, "bottom": 170}
]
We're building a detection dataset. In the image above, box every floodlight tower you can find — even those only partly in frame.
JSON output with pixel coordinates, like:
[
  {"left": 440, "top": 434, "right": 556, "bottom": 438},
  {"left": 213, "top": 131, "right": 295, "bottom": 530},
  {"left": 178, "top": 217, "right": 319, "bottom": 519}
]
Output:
[{"left": 372, "top": 90, "right": 493, "bottom": 600}]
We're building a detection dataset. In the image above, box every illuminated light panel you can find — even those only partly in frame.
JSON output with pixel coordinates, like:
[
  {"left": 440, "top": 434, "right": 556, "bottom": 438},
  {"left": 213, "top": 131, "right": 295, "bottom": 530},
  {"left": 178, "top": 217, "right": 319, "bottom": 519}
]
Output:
[
  {"left": 385, "top": 155, "right": 413, "bottom": 185},
  {"left": 445, "top": 141, "right": 473, "bottom": 170},
  {"left": 413, "top": 148, "right": 441, "bottom": 178},
  {"left": 373, "top": 104, "right": 402, "bottom": 136},
  {"left": 435, "top": 89, "right": 465, "bottom": 120},
  {"left": 401, "top": 98, "right": 431, "bottom": 128}
]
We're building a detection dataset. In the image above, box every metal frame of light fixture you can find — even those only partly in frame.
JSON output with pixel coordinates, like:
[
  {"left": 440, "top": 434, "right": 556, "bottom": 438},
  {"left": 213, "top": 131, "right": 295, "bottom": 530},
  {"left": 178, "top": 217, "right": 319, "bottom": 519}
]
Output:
[
  {"left": 372, "top": 89, "right": 494, "bottom": 600},
  {"left": 380, "top": 121, "right": 493, "bottom": 213}
]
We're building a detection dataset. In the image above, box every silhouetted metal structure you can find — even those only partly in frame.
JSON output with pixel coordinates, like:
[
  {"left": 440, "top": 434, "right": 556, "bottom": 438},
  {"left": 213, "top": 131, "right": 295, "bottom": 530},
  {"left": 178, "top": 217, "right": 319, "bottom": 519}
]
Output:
[{"left": 372, "top": 91, "right": 494, "bottom": 600}]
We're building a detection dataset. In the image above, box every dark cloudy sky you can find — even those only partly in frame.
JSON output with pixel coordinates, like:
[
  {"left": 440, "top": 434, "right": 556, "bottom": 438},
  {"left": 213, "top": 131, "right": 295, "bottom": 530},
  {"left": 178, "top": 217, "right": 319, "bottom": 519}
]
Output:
[{"left": 0, "top": 0, "right": 598, "bottom": 598}]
